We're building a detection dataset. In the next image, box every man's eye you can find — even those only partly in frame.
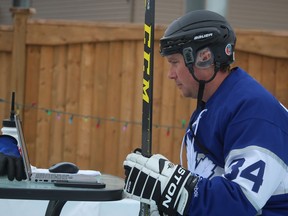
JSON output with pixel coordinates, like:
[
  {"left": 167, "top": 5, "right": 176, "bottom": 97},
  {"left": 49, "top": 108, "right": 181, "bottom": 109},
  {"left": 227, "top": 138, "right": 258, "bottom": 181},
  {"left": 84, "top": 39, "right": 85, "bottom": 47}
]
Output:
[{"left": 170, "top": 61, "right": 178, "bottom": 64}]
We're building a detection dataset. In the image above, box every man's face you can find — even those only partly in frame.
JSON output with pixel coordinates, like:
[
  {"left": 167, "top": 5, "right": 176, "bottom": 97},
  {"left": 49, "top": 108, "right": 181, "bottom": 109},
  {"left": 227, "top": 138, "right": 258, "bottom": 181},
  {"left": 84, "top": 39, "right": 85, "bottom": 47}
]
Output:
[
  {"left": 166, "top": 53, "right": 199, "bottom": 98},
  {"left": 166, "top": 52, "right": 216, "bottom": 99}
]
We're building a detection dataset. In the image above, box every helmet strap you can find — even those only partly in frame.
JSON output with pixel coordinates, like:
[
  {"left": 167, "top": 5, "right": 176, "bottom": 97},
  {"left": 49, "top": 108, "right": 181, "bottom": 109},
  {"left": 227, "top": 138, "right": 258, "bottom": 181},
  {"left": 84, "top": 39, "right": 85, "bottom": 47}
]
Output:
[
  {"left": 186, "top": 64, "right": 206, "bottom": 110},
  {"left": 187, "top": 62, "right": 220, "bottom": 110},
  {"left": 197, "top": 81, "right": 206, "bottom": 110}
]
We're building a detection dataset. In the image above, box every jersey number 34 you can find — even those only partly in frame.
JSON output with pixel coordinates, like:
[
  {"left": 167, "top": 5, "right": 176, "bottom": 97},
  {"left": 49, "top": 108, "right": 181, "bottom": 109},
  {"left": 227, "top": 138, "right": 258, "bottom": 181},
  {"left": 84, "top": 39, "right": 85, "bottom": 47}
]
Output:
[{"left": 225, "top": 158, "right": 265, "bottom": 193}]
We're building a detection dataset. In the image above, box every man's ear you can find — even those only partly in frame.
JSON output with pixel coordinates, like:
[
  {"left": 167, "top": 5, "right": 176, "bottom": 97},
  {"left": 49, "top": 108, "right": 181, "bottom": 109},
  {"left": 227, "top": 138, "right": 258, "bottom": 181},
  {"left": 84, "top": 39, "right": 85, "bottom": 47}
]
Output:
[{"left": 195, "top": 47, "right": 214, "bottom": 69}]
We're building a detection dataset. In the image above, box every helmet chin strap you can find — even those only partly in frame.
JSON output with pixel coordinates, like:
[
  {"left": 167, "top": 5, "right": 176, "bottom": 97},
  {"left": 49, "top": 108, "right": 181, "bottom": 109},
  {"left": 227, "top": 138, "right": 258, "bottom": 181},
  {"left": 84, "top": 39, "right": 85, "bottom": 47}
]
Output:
[
  {"left": 197, "top": 81, "right": 206, "bottom": 110},
  {"left": 187, "top": 63, "right": 220, "bottom": 110}
]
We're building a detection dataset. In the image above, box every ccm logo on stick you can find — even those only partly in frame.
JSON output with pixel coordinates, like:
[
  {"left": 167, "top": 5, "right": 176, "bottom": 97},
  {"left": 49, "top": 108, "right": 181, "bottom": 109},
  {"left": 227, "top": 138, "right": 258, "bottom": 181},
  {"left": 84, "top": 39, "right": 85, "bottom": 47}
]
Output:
[
  {"left": 162, "top": 166, "right": 186, "bottom": 208},
  {"left": 143, "top": 24, "right": 152, "bottom": 103}
]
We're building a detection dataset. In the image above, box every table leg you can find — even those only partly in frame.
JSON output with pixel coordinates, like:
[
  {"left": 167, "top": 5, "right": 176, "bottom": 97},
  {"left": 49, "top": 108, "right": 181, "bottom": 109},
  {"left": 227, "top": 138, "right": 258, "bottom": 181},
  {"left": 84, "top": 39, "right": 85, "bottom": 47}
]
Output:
[{"left": 45, "top": 200, "right": 67, "bottom": 216}]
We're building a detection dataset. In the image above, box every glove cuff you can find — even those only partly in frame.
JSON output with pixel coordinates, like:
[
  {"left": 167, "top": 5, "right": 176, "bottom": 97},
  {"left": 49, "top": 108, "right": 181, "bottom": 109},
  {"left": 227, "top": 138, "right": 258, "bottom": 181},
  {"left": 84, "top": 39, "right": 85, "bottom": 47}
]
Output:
[
  {"left": 158, "top": 165, "right": 197, "bottom": 215},
  {"left": 176, "top": 175, "right": 199, "bottom": 215}
]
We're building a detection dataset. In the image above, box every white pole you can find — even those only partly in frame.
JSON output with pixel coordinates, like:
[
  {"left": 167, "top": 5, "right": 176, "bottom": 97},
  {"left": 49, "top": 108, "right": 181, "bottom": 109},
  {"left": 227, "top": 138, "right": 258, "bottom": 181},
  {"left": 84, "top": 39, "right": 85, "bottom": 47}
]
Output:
[{"left": 205, "top": 0, "right": 228, "bottom": 17}]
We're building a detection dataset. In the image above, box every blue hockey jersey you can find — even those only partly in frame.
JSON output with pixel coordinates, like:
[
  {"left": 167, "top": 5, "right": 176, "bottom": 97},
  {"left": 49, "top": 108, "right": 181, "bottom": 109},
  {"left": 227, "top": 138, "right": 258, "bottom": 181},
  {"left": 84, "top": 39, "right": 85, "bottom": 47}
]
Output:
[{"left": 183, "top": 67, "right": 288, "bottom": 215}]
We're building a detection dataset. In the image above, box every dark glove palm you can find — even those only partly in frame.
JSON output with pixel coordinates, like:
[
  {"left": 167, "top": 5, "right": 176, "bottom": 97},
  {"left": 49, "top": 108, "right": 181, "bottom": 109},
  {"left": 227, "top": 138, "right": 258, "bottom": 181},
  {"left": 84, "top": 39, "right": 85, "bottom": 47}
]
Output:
[
  {"left": 0, "top": 135, "right": 26, "bottom": 181},
  {"left": 0, "top": 153, "right": 26, "bottom": 180}
]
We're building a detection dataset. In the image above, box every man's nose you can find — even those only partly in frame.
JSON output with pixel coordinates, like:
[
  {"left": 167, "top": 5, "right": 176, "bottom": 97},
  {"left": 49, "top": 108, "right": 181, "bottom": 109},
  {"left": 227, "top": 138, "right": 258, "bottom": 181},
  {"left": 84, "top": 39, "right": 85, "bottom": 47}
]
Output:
[{"left": 167, "top": 67, "right": 176, "bottom": 79}]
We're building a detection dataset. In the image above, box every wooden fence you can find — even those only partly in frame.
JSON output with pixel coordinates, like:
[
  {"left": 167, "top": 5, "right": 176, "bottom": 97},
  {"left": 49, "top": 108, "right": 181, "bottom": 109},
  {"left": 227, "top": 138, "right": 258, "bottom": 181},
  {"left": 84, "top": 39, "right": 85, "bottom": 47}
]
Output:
[{"left": 0, "top": 8, "right": 288, "bottom": 177}]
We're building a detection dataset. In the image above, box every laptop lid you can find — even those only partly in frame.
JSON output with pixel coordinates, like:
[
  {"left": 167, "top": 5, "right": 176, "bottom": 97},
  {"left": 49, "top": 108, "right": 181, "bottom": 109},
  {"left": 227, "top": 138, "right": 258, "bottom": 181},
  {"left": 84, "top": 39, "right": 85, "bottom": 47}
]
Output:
[
  {"left": 15, "top": 114, "right": 32, "bottom": 180},
  {"left": 14, "top": 114, "right": 101, "bottom": 183}
]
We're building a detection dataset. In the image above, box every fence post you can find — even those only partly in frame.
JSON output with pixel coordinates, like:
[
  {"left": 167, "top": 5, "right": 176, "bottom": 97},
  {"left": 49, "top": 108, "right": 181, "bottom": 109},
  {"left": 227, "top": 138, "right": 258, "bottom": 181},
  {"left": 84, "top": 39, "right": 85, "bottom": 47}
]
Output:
[{"left": 10, "top": 7, "right": 35, "bottom": 110}]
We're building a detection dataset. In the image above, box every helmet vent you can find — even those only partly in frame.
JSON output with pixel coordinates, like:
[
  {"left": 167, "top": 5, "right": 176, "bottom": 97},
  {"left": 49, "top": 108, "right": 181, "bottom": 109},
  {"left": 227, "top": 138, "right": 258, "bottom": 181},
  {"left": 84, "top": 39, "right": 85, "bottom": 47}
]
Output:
[{"left": 220, "top": 25, "right": 229, "bottom": 39}]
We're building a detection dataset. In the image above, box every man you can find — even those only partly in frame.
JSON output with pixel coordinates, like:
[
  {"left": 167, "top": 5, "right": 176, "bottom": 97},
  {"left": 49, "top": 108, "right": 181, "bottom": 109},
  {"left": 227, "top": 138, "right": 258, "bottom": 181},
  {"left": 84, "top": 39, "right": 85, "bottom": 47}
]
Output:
[{"left": 123, "top": 10, "right": 288, "bottom": 215}]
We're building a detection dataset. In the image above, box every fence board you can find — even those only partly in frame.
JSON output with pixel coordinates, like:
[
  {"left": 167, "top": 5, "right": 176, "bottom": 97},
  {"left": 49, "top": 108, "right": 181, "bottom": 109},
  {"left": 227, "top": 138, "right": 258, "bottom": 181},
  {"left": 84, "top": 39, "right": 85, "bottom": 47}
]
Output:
[
  {"left": 117, "top": 41, "right": 137, "bottom": 176},
  {"left": 76, "top": 43, "right": 95, "bottom": 168},
  {"left": 63, "top": 44, "right": 81, "bottom": 163},
  {"left": 35, "top": 46, "right": 53, "bottom": 168},
  {"left": 248, "top": 54, "right": 262, "bottom": 81},
  {"left": 0, "top": 52, "right": 11, "bottom": 117},
  {"left": 130, "top": 41, "right": 145, "bottom": 153},
  {"left": 103, "top": 42, "right": 123, "bottom": 175},
  {"left": 234, "top": 51, "right": 249, "bottom": 71},
  {"left": 261, "top": 57, "right": 276, "bottom": 93},
  {"left": 0, "top": 19, "right": 287, "bottom": 177},
  {"left": 27, "top": 20, "right": 144, "bottom": 45},
  {"left": 89, "top": 42, "right": 109, "bottom": 171},
  {"left": 275, "top": 59, "right": 288, "bottom": 106},
  {"left": 49, "top": 46, "right": 67, "bottom": 165},
  {"left": 236, "top": 29, "right": 288, "bottom": 58},
  {"left": 0, "top": 27, "right": 13, "bottom": 51},
  {"left": 151, "top": 41, "right": 165, "bottom": 154},
  {"left": 24, "top": 46, "right": 41, "bottom": 163}
]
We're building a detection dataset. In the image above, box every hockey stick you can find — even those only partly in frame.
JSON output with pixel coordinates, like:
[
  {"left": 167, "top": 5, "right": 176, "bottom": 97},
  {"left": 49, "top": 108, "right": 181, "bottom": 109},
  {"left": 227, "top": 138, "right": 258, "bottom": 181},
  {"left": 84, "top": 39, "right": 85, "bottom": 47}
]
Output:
[{"left": 140, "top": 0, "right": 155, "bottom": 215}]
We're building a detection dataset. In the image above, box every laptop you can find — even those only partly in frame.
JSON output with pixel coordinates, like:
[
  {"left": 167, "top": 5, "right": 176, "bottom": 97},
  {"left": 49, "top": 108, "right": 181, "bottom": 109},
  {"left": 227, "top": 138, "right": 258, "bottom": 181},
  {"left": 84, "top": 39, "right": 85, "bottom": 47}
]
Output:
[{"left": 15, "top": 114, "right": 101, "bottom": 184}]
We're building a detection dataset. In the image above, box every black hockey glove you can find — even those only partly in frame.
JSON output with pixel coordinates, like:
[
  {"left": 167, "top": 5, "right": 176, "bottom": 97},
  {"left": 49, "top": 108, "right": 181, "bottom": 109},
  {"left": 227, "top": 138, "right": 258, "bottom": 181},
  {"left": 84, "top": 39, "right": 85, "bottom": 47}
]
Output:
[
  {"left": 0, "top": 135, "right": 26, "bottom": 181},
  {"left": 123, "top": 150, "right": 199, "bottom": 216}
]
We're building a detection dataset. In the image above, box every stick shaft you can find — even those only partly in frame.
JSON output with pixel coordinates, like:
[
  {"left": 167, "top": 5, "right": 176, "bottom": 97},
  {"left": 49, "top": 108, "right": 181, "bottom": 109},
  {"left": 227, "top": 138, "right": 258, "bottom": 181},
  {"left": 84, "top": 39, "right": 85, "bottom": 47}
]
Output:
[
  {"left": 141, "top": 0, "right": 155, "bottom": 157},
  {"left": 140, "top": 0, "right": 155, "bottom": 215}
]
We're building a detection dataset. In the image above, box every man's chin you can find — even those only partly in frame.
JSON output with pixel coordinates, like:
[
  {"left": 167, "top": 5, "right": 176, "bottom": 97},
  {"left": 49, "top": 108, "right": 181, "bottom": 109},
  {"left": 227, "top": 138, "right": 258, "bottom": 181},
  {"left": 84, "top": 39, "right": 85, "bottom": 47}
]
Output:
[
  {"left": 180, "top": 90, "right": 196, "bottom": 98},
  {"left": 180, "top": 91, "right": 190, "bottom": 98}
]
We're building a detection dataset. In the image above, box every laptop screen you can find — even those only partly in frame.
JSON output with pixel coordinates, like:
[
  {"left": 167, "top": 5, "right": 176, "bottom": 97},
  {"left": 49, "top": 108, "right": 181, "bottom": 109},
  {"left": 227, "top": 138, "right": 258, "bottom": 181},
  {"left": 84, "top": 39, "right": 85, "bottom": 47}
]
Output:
[{"left": 15, "top": 114, "right": 32, "bottom": 180}]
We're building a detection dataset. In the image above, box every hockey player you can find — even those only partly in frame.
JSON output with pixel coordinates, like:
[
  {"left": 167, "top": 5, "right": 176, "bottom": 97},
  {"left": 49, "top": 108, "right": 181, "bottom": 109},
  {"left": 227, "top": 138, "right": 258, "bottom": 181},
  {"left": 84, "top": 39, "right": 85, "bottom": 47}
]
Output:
[{"left": 123, "top": 10, "right": 288, "bottom": 215}]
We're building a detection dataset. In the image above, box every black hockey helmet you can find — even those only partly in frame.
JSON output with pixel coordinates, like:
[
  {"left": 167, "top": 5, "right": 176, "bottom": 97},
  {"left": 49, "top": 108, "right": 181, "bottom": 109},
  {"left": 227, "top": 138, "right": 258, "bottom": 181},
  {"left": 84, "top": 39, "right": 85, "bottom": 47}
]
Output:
[{"left": 160, "top": 10, "right": 236, "bottom": 70}]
